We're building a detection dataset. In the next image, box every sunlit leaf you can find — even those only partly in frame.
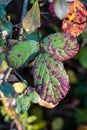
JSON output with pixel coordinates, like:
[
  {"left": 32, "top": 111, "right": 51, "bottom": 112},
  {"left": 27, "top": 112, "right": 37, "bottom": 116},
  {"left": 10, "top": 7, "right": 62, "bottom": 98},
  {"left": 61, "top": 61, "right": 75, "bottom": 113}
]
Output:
[
  {"left": 13, "top": 82, "right": 26, "bottom": 93},
  {"left": 54, "top": 0, "right": 69, "bottom": 20},
  {"left": 0, "top": 82, "right": 15, "bottom": 98},
  {"left": 15, "top": 95, "right": 30, "bottom": 114},
  {"left": 22, "top": 0, "right": 40, "bottom": 33},
  {"left": 33, "top": 53, "right": 70, "bottom": 105},
  {"left": 62, "top": 0, "right": 87, "bottom": 37},
  {"left": 7, "top": 40, "right": 39, "bottom": 68},
  {"left": 42, "top": 33, "right": 79, "bottom": 61}
]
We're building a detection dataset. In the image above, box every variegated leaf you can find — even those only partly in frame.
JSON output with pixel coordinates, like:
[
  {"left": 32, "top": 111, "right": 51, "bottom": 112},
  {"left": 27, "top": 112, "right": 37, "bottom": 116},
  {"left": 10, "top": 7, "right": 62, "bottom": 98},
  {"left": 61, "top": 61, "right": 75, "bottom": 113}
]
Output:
[
  {"left": 7, "top": 40, "right": 39, "bottom": 68},
  {"left": 33, "top": 53, "right": 70, "bottom": 105},
  {"left": 42, "top": 33, "right": 79, "bottom": 61}
]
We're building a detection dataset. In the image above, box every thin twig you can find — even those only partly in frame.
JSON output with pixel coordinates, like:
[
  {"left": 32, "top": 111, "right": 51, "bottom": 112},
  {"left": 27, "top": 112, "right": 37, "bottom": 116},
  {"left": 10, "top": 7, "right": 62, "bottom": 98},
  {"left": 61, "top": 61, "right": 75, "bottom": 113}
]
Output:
[{"left": 4, "top": 67, "right": 12, "bottom": 82}]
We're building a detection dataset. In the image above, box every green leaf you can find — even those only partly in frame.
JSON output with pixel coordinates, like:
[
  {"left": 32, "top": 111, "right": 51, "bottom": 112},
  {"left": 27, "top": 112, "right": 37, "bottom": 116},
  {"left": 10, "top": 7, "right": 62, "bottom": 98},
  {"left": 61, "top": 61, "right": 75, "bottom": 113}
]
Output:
[
  {"left": 22, "top": 0, "right": 40, "bottom": 34},
  {"left": 42, "top": 33, "right": 79, "bottom": 61},
  {"left": 0, "top": 5, "right": 6, "bottom": 21},
  {"left": 0, "top": 0, "right": 12, "bottom": 5},
  {"left": 0, "top": 82, "right": 15, "bottom": 98},
  {"left": 52, "top": 117, "right": 64, "bottom": 130},
  {"left": 77, "top": 46, "right": 87, "bottom": 68},
  {"left": 33, "top": 53, "right": 70, "bottom": 105},
  {"left": 76, "top": 109, "right": 87, "bottom": 123},
  {"left": 28, "top": 91, "right": 38, "bottom": 103},
  {"left": 7, "top": 40, "right": 39, "bottom": 68},
  {"left": 15, "top": 95, "right": 30, "bottom": 114},
  {"left": 26, "top": 31, "right": 42, "bottom": 42},
  {"left": 0, "top": 22, "right": 13, "bottom": 35}
]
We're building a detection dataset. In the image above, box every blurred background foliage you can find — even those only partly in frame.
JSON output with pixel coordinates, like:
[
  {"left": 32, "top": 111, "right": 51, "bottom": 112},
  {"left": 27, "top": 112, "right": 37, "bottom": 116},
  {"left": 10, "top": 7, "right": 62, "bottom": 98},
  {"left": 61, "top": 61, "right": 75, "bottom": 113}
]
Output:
[{"left": 0, "top": 0, "right": 87, "bottom": 130}]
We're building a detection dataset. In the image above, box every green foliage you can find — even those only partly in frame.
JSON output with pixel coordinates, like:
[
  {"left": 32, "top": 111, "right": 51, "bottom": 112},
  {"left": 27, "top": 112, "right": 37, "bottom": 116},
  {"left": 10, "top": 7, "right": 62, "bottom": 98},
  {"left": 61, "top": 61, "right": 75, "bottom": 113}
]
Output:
[
  {"left": 0, "top": 106, "right": 10, "bottom": 121},
  {"left": 0, "top": 82, "right": 15, "bottom": 98},
  {"left": 0, "top": 0, "right": 87, "bottom": 129},
  {"left": 15, "top": 94, "right": 30, "bottom": 114},
  {"left": 76, "top": 109, "right": 87, "bottom": 123},
  {"left": 52, "top": 117, "right": 64, "bottom": 130},
  {"left": 33, "top": 53, "right": 69, "bottom": 105},
  {"left": 77, "top": 46, "right": 87, "bottom": 68},
  {"left": 7, "top": 40, "right": 39, "bottom": 68},
  {"left": 28, "top": 91, "right": 38, "bottom": 103},
  {"left": 0, "top": 4, "right": 6, "bottom": 21},
  {"left": 0, "top": 22, "right": 13, "bottom": 35},
  {"left": 42, "top": 33, "right": 79, "bottom": 61}
]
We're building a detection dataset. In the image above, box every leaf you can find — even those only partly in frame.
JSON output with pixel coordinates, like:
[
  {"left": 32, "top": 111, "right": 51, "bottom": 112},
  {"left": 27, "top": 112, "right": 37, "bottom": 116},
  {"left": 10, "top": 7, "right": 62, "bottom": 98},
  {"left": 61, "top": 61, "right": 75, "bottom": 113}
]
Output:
[
  {"left": 22, "top": 0, "right": 40, "bottom": 34},
  {"left": 42, "top": 33, "right": 79, "bottom": 61},
  {"left": 15, "top": 95, "right": 30, "bottom": 114},
  {"left": 77, "top": 46, "right": 87, "bottom": 68},
  {"left": 28, "top": 91, "right": 38, "bottom": 103},
  {"left": 26, "top": 31, "right": 42, "bottom": 42},
  {"left": 0, "top": 82, "right": 15, "bottom": 98},
  {"left": 0, "top": 5, "right": 6, "bottom": 21},
  {"left": 62, "top": 0, "right": 87, "bottom": 37},
  {"left": 0, "top": 0, "right": 12, "bottom": 5},
  {"left": 7, "top": 40, "right": 39, "bottom": 68},
  {"left": 0, "top": 22, "right": 13, "bottom": 35},
  {"left": 52, "top": 117, "right": 64, "bottom": 130},
  {"left": 33, "top": 53, "right": 70, "bottom": 105},
  {"left": 54, "top": 0, "right": 69, "bottom": 20},
  {"left": 13, "top": 82, "right": 26, "bottom": 93},
  {"left": 76, "top": 109, "right": 87, "bottom": 123}
]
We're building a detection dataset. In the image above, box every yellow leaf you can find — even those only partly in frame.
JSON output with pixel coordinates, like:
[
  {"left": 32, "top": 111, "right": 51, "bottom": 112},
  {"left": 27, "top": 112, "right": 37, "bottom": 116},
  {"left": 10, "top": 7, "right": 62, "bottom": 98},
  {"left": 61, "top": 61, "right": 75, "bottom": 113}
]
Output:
[
  {"left": 0, "top": 60, "right": 8, "bottom": 73},
  {"left": 13, "top": 82, "right": 25, "bottom": 93},
  {"left": 22, "top": 0, "right": 40, "bottom": 33}
]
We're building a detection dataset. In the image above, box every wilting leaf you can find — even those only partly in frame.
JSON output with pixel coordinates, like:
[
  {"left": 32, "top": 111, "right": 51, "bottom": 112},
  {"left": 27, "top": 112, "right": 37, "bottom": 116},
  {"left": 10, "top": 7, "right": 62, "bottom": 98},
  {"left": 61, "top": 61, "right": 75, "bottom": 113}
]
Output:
[
  {"left": 7, "top": 40, "right": 39, "bottom": 68},
  {"left": 54, "top": 0, "right": 69, "bottom": 20},
  {"left": 33, "top": 53, "right": 70, "bottom": 105},
  {"left": 0, "top": 82, "right": 15, "bottom": 98},
  {"left": 15, "top": 95, "right": 30, "bottom": 114},
  {"left": 42, "top": 33, "right": 79, "bottom": 61},
  {"left": 62, "top": 0, "right": 87, "bottom": 37},
  {"left": 22, "top": 0, "right": 40, "bottom": 33}
]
